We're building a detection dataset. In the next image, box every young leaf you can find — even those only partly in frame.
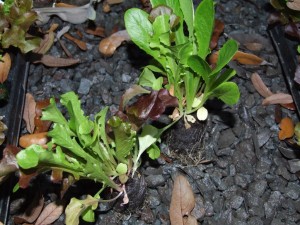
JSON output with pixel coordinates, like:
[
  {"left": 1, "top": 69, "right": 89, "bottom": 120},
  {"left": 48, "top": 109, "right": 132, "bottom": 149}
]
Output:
[
  {"left": 187, "top": 55, "right": 211, "bottom": 84},
  {"left": 211, "top": 39, "right": 238, "bottom": 75},
  {"left": 179, "top": 0, "right": 194, "bottom": 39},
  {"left": 211, "top": 82, "right": 240, "bottom": 105},
  {"left": 41, "top": 98, "right": 68, "bottom": 126},
  {"left": 146, "top": 143, "right": 161, "bottom": 160},
  {"left": 125, "top": 9, "right": 157, "bottom": 58},
  {"left": 139, "top": 67, "right": 164, "bottom": 90},
  {"left": 194, "top": 0, "right": 214, "bottom": 59}
]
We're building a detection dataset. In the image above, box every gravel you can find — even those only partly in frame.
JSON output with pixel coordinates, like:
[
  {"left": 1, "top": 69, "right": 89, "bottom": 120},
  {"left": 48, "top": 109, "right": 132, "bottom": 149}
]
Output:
[{"left": 9, "top": 0, "right": 300, "bottom": 224}]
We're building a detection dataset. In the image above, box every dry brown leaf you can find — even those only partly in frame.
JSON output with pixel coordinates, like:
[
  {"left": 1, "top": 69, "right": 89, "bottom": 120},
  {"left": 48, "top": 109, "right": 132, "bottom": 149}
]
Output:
[
  {"left": 183, "top": 216, "right": 198, "bottom": 225},
  {"left": 19, "top": 132, "right": 48, "bottom": 149},
  {"left": 35, "top": 201, "right": 64, "bottom": 225},
  {"left": 107, "top": 0, "right": 124, "bottom": 4},
  {"left": 55, "top": 2, "right": 77, "bottom": 7},
  {"left": 33, "top": 31, "right": 55, "bottom": 54},
  {"left": 170, "top": 175, "right": 196, "bottom": 225},
  {"left": 34, "top": 55, "right": 80, "bottom": 67},
  {"left": 232, "top": 51, "right": 264, "bottom": 65},
  {"left": 250, "top": 72, "right": 273, "bottom": 97},
  {"left": 287, "top": 0, "right": 300, "bottom": 11},
  {"left": 14, "top": 195, "right": 44, "bottom": 224},
  {"left": 23, "top": 93, "right": 37, "bottom": 134},
  {"left": 278, "top": 117, "right": 294, "bottom": 140},
  {"left": 63, "top": 33, "right": 87, "bottom": 51},
  {"left": 0, "top": 53, "right": 11, "bottom": 84},
  {"left": 85, "top": 26, "right": 106, "bottom": 37},
  {"left": 210, "top": 19, "right": 224, "bottom": 50},
  {"left": 262, "top": 93, "right": 294, "bottom": 106},
  {"left": 103, "top": 1, "right": 111, "bottom": 12},
  {"left": 0, "top": 221, "right": 3, "bottom": 225},
  {"left": 209, "top": 50, "right": 267, "bottom": 65},
  {"left": 34, "top": 98, "right": 52, "bottom": 133},
  {"left": 99, "top": 30, "right": 130, "bottom": 57},
  {"left": 244, "top": 42, "right": 263, "bottom": 51}
]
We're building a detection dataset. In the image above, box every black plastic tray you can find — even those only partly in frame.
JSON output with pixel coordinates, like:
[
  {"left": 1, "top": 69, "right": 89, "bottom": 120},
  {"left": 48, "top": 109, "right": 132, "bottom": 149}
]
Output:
[
  {"left": 0, "top": 53, "right": 29, "bottom": 224},
  {"left": 268, "top": 25, "right": 300, "bottom": 118}
]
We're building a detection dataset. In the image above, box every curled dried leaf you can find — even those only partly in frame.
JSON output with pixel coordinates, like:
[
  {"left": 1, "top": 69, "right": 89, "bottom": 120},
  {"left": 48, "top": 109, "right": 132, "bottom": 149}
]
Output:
[
  {"left": 0, "top": 53, "right": 11, "bottom": 84},
  {"left": 278, "top": 117, "right": 294, "bottom": 141},
  {"left": 19, "top": 132, "right": 48, "bottom": 149},
  {"left": 33, "top": 31, "right": 55, "bottom": 54},
  {"left": 99, "top": 30, "right": 131, "bottom": 57}
]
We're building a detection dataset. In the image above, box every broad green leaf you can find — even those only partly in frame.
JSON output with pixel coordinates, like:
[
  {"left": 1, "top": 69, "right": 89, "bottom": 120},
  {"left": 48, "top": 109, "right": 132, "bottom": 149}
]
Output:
[
  {"left": 41, "top": 98, "right": 68, "bottom": 127},
  {"left": 16, "top": 146, "right": 40, "bottom": 169},
  {"left": 170, "top": 42, "right": 193, "bottom": 64},
  {"left": 146, "top": 143, "right": 161, "bottom": 160},
  {"left": 179, "top": 0, "right": 194, "bottom": 39},
  {"left": 194, "top": 0, "right": 214, "bottom": 59},
  {"left": 94, "top": 107, "right": 110, "bottom": 149},
  {"left": 211, "top": 39, "right": 238, "bottom": 75},
  {"left": 211, "top": 82, "right": 240, "bottom": 105},
  {"left": 152, "top": 14, "right": 171, "bottom": 38},
  {"left": 65, "top": 196, "right": 98, "bottom": 225},
  {"left": 187, "top": 55, "right": 211, "bottom": 84},
  {"left": 125, "top": 9, "right": 157, "bottom": 58},
  {"left": 139, "top": 67, "right": 163, "bottom": 90}
]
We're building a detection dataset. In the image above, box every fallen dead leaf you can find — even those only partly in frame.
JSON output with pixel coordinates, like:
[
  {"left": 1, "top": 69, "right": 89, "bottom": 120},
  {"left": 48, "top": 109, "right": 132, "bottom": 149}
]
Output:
[
  {"left": 278, "top": 117, "right": 294, "bottom": 140},
  {"left": 85, "top": 26, "right": 106, "bottom": 37},
  {"left": 23, "top": 93, "right": 37, "bottom": 134},
  {"left": 251, "top": 72, "right": 273, "bottom": 97},
  {"left": 19, "top": 132, "right": 48, "bottom": 149},
  {"left": 107, "top": 0, "right": 123, "bottom": 4},
  {"left": 0, "top": 53, "right": 11, "bottom": 84},
  {"left": 55, "top": 2, "right": 77, "bottom": 7},
  {"left": 262, "top": 93, "right": 294, "bottom": 106},
  {"left": 63, "top": 33, "right": 87, "bottom": 51},
  {"left": 287, "top": 0, "right": 300, "bottom": 11},
  {"left": 99, "top": 30, "right": 131, "bottom": 57},
  {"left": 14, "top": 195, "right": 44, "bottom": 224},
  {"left": 33, "top": 31, "right": 55, "bottom": 54},
  {"left": 34, "top": 98, "right": 52, "bottom": 133},
  {"left": 169, "top": 175, "right": 197, "bottom": 225},
  {"left": 209, "top": 50, "right": 268, "bottom": 65},
  {"left": 33, "top": 55, "right": 80, "bottom": 67},
  {"left": 35, "top": 201, "right": 64, "bottom": 225},
  {"left": 210, "top": 19, "right": 224, "bottom": 50},
  {"left": 229, "top": 32, "right": 271, "bottom": 51}
]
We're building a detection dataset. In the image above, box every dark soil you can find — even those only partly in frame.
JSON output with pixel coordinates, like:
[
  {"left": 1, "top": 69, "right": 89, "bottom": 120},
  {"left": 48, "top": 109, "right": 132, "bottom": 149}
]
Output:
[{"left": 3, "top": 0, "right": 300, "bottom": 224}]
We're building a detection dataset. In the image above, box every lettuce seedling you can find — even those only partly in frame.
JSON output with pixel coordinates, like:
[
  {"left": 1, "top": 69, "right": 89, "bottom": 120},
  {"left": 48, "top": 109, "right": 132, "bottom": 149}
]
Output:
[
  {"left": 16, "top": 91, "right": 137, "bottom": 224},
  {"left": 125, "top": 0, "right": 240, "bottom": 122}
]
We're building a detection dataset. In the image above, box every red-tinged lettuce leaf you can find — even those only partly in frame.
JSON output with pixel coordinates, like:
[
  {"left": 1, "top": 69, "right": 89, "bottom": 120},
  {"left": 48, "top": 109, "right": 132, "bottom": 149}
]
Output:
[
  {"left": 18, "top": 169, "right": 38, "bottom": 189},
  {"left": 126, "top": 89, "right": 178, "bottom": 121},
  {"left": 0, "top": 145, "right": 20, "bottom": 180}
]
